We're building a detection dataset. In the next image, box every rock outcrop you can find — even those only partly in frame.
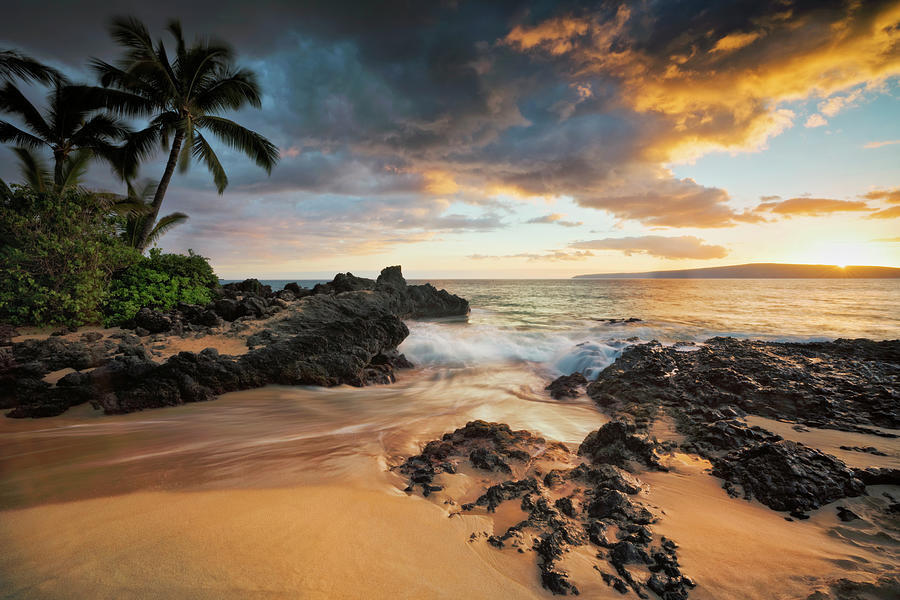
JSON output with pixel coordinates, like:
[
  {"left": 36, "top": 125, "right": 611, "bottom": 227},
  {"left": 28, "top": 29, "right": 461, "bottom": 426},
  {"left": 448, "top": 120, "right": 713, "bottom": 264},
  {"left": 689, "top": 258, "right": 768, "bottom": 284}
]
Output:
[
  {"left": 2, "top": 266, "right": 468, "bottom": 417},
  {"left": 546, "top": 372, "right": 587, "bottom": 399},
  {"left": 587, "top": 337, "right": 899, "bottom": 432},
  {"left": 398, "top": 421, "right": 694, "bottom": 598},
  {"left": 585, "top": 337, "right": 897, "bottom": 516}
]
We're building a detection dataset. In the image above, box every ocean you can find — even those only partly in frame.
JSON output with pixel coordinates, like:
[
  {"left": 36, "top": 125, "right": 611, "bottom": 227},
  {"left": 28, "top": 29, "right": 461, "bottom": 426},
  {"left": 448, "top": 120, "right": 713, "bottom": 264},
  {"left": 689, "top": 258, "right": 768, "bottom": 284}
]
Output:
[{"left": 239, "top": 278, "right": 900, "bottom": 377}]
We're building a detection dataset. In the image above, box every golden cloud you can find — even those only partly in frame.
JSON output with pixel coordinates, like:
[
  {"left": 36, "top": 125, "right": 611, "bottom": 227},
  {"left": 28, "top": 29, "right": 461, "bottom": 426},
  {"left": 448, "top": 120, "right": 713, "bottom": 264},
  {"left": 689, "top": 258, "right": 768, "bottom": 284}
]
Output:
[
  {"left": 753, "top": 197, "right": 871, "bottom": 216},
  {"left": 573, "top": 171, "right": 764, "bottom": 228},
  {"left": 422, "top": 170, "right": 460, "bottom": 195},
  {"left": 503, "top": 2, "right": 900, "bottom": 162},
  {"left": 864, "top": 187, "right": 900, "bottom": 204},
  {"left": 868, "top": 205, "right": 900, "bottom": 219},
  {"left": 709, "top": 31, "right": 763, "bottom": 54}
]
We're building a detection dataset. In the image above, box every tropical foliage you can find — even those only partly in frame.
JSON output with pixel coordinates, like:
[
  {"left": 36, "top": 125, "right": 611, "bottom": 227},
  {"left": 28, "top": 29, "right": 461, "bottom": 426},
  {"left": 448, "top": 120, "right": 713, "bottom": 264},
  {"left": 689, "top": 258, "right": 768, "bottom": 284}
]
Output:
[
  {"left": 103, "top": 248, "right": 218, "bottom": 326},
  {"left": 0, "top": 19, "right": 274, "bottom": 326},
  {"left": 113, "top": 180, "right": 189, "bottom": 249},
  {"left": 0, "top": 182, "right": 139, "bottom": 326}
]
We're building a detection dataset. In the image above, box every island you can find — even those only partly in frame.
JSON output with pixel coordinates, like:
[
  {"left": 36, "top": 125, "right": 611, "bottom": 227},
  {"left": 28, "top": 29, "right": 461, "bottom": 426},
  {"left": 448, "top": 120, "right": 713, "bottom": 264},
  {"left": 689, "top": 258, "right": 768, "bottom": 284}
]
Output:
[{"left": 573, "top": 263, "right": 900, "bottom": 279}]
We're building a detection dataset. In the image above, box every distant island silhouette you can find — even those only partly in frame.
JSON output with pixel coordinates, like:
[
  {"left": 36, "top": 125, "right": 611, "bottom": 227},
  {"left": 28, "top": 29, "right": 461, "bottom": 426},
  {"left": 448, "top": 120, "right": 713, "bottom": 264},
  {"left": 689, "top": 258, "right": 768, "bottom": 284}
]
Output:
[{"left": 573, "top": 263, "right": 900, "bottom": 279}]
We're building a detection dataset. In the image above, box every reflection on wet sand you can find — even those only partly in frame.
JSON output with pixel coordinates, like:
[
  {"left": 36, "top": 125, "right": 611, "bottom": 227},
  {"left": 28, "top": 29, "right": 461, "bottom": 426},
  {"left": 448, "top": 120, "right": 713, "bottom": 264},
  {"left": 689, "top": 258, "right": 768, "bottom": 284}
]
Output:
[{"left": 1, "top": 364, "right": 898, "bottom": 599}]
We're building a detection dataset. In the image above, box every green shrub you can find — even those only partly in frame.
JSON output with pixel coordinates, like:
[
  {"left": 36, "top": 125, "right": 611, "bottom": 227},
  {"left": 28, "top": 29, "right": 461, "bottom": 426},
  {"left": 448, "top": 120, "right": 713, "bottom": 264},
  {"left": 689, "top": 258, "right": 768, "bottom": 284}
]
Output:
[
  {"left": 103, "top": 248, "right": 219, "bottom": 325},
  {"left": 0, "top": 184, "right": 139, "bottom": 326}
]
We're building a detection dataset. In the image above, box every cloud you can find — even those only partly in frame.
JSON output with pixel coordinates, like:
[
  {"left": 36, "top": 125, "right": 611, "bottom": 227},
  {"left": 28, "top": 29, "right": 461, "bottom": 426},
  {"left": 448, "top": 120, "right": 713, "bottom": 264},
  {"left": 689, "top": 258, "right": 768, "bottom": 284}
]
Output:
[
  {"left": 422, "top": 170, "right": 460, "bottom": 195},
  {"left": 710, "top": 31, "right": 763, "bottom": 54},
  {"left": 573, "top": 172, "right": 762, "bottom": 228},
  {"left": 525, "top": 213, "right": 583, "bottom": 227},
  {"left": 752, "top": 197, "right": 870, "bottom": 217},
  {"left": 867, "top": 206, "right": 900, "bottom": 219},
  {"left": 804, "top": 114, "right": 828, "bottom": 128},
  {"left": 570, "top": 235, "right": 728, "bottom": 260},
  {"left": 818, "top": 88, "right": 864, "bottom": 117},
  {"left": 2, "top": 0, "right": 899, "bottom": 269},
  {"left": 503, "top": 2, "right": 900, "bottom": 163},
  {"left": 861, "top": 187, "right": 900, "bottom": 218},
  {"left": 863, "top": 188, "right": 900, "bottom": 204},
  {"left": 864, "top": 139, "right": 900, "bottom": 149},
  {"left": 469, "top": 250, "right": 594, "bottom": 262},
  {"left": 158, "top": 187, "right": 507, "bottom": 271}
]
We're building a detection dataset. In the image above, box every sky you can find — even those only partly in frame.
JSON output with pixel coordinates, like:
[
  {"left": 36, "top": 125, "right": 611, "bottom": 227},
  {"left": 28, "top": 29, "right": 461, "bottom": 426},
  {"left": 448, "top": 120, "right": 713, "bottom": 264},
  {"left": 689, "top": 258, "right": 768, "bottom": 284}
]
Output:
[{"left": 1, "top": 0, "right": 899, "bottom": 278}]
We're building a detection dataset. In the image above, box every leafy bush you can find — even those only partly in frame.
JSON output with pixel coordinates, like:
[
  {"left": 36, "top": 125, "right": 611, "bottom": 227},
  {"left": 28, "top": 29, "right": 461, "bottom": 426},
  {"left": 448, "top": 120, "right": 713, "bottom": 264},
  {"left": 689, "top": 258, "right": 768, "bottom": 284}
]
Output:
[
  {"left": 104, "top": 248, "right": 219, "bottom": 325},
  {"left": 0, "top": 183, "right": 139, "bottom": 326}
]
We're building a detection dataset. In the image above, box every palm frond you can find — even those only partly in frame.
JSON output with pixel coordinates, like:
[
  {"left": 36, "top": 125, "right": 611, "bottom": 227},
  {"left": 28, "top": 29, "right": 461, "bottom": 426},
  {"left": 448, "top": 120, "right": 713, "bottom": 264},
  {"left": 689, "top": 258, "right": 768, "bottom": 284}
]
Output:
[
  {"left": 0, "top": 82, "right": 52, "bottom": 138},
  {"left": 74, "top": 113, "right": 130, "bottom": 144},
  {"left": 146, "top": 211, "right": 188, "bottom": 246},
  {"left": 115, "top": 124, "right": 163, "bottom": 179},
  {"left": 191, "top": 131, "right": 228, "bottom": 192},
  {"left": 184, "top": 44, "right": 233, "bottom": 98},
  {"left": 0, "top": 120, "right": 46, "bottom": 149},
  {"left": 167, "top": 20, "right": 186, "bottom": 60},
  {"left": 74, "top": 83, "right": 155, "bottom": 118},
  {"left": 90, "top": 58, "right": 162, "bottom": 103},
  {"left": 193, "top": 67, "right": 262, "bottom": 112},
  {"left": 11, "top": 147, "right": 51, "bottom": 192},
  {"left": 56, "top": 149, "right": 92, "bottom": 192},
  {"left": 109, "top": 16, "right": 156, "bottom": 58},
  {"left": 0, "top": 49, "right": 64, "bottom": 84},
  {"left": 195, "top": 115, "right": 279, "bottom": 173}
]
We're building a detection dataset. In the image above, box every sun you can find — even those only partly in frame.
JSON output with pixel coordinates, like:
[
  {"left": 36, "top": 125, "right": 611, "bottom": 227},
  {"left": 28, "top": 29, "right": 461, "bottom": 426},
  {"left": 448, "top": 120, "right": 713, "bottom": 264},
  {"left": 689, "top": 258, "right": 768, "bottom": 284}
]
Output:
[{"left": 815, "top": 242, "right": 874, "bottom": 268}]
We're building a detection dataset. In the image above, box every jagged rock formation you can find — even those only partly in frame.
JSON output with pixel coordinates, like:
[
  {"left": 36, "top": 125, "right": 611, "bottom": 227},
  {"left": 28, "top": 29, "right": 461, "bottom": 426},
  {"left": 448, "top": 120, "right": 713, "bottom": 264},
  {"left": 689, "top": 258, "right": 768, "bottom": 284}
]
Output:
[
  {"left": 399, "top": 421, "right": 694, "bottom": 598},
  {"left": 1, "top": 266, "right": 468, "bottom": 417},
  {"left": 587, "top": 338, "right": 899, "bottom": 432},
  {"left": 546, "top": 372, "right": 587, "bottom": 399},
  {"left": 585, "top": 337, "right": 898, "bottom": 515}
]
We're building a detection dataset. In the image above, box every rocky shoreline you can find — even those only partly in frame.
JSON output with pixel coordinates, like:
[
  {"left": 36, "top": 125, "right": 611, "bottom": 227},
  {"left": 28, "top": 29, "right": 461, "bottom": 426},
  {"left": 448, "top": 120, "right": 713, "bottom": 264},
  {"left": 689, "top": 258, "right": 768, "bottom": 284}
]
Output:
[
  {"left": 2, "top": 277, "right": 898, "bottom": 598},
  {"left": 0, "top": 266, "right": 468, "bottom": 418},
  {"left": 398, "top": 337, "right": 899, "bottom": 597}
]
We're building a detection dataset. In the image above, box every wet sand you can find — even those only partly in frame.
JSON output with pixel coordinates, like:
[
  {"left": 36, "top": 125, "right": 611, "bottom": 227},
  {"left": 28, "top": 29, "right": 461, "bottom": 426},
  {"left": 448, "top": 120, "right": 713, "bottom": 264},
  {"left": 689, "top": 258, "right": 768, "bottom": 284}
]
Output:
[
  {"left": 0, "top": 485, "right": 550, "bottom": 600},
  {"left": 645, "top": 454, "right": 899, "bottom": 599},
  {"left": 1, "top": 365, "right": 898, "bottom": 599}
]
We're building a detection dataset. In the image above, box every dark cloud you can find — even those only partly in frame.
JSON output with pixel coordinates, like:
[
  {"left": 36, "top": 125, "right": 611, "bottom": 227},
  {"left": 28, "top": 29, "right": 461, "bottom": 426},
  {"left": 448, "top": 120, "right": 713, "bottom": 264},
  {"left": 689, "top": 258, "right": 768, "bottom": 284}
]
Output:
[{"left": 571, "top": 235, "right": 728, "bottom": 259}]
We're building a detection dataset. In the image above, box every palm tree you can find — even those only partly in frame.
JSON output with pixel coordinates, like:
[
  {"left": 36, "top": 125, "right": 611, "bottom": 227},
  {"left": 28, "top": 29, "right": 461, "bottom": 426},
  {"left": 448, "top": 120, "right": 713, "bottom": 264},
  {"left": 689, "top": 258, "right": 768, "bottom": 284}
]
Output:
[
  {"left": 0, "top": 82, "right": 129, "bottom": 185},
  {"left": 8, "top": 146, "right": 92, "bottom": 194},
  {"left": 92, "top": 17, "right": 279, "bottom": 252},
  {"left": 0, "top": 49, "right": 62, "bottom": 84},
  {"left": 116, "top": 180, "right": 188, "bottom": 248}
]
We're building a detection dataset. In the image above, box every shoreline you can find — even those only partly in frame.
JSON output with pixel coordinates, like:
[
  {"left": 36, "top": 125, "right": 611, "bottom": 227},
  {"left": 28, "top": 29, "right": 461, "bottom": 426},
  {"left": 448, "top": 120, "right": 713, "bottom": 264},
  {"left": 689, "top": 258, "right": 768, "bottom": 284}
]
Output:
[{"left": 1, "top": 271, "right": 898, "bottom": 598}]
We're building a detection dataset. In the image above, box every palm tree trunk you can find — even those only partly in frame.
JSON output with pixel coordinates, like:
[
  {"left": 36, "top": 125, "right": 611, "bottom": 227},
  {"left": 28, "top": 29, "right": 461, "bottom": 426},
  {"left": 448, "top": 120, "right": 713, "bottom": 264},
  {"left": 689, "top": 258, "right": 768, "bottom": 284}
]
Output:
[{"left": 135, "top": 130, "right": 185, "bottom": 252}]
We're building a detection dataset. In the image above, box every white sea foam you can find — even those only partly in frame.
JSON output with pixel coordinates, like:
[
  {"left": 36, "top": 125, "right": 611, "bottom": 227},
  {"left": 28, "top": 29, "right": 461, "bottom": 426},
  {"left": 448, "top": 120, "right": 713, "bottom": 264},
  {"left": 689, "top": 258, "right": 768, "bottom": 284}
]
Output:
[{"left": 399, "top": 321, "right": 631, "bottom": 376}]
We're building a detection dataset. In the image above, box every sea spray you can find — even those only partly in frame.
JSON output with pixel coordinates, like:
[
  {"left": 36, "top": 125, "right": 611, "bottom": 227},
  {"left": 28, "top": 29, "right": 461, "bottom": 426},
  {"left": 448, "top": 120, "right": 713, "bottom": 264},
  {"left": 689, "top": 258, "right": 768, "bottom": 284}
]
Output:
[{"left": 399, "top": 319, "right": 632, "bottom": 376}]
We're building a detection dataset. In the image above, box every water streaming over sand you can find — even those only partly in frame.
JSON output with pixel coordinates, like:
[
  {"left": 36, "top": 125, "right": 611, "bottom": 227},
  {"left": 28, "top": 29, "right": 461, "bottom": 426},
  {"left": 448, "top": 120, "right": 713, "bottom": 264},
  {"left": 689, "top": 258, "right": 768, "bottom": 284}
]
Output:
[{"left": 1, "top": 279, "right": 898, "bottom": 598}]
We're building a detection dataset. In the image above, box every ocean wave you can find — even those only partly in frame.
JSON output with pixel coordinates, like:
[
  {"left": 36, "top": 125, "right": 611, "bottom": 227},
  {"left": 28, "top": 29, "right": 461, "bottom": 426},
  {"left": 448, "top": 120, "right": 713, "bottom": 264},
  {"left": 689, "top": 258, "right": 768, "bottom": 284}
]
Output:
[{"left": 398, "top": 321, "right": 632, "bottom": 376}]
